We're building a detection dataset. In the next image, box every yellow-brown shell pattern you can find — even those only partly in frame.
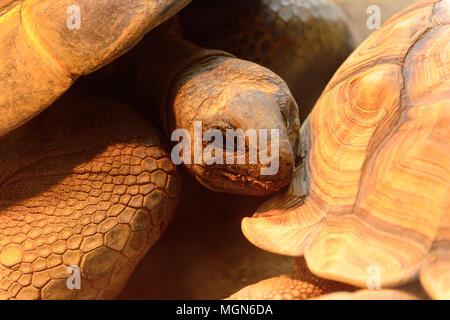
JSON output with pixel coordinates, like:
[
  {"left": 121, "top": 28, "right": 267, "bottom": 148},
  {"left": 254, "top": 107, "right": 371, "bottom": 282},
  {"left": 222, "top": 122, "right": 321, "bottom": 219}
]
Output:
[{"left": 242, "top": 0, "right": 450, "bottom": 299}]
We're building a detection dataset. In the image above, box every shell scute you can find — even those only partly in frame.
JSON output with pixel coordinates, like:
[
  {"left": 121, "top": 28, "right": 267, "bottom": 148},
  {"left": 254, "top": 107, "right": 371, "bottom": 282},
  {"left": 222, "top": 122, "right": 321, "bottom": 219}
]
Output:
[{"left": 243, "top": 0, "right": 450, "bottom": 298}]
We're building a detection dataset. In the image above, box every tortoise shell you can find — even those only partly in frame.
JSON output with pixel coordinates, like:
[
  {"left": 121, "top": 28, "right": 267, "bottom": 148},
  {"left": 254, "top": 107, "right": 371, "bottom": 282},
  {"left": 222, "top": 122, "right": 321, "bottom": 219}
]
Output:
[
  {"left": 0, "top": 0, "right": 191, "bottom": 137},
  {"left": 242, "top": 0, "right": 450, "bottom": 299}
]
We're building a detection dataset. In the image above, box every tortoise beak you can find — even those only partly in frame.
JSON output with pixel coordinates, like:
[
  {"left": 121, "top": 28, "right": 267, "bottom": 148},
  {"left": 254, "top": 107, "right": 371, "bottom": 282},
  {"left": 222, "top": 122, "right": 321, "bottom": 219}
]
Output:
[{"left": 189, "top": 88, "right": 297, "bottom": 196}]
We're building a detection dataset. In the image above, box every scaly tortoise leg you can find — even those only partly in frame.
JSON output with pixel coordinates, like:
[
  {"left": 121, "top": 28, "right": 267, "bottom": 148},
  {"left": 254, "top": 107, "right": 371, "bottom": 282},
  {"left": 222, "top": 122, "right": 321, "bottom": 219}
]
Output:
[{"left": 0, "top": 91, "right": 180, "bottom": 299}]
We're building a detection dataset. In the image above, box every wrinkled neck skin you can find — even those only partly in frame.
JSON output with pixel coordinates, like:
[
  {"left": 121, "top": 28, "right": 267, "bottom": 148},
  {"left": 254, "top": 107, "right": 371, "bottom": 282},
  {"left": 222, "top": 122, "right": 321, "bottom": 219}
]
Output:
[
  {"left": 97, "top": 23, "right": 300, "bottom": 196},
  {"left": 119, "top": 26, "right": 232, "bottom": 133}
]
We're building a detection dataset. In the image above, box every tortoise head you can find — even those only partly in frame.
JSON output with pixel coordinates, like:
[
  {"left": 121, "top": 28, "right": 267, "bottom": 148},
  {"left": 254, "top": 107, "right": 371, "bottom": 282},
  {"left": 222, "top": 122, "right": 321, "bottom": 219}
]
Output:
[{"left": 168, "top": 56, "right": 300, "bottom": 196}]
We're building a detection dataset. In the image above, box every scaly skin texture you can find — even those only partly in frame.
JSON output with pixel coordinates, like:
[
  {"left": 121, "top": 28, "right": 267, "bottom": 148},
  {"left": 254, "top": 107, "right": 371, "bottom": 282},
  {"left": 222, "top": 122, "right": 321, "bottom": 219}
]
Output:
[
  {"left": 179, "top": 0, "right": 354, "bottom": 120},
  {"left": 0, "top": 88, "right": 180, "bottom": 299},
  {"left": 227, "top": 258, "right": 355, "bottom": 299}
]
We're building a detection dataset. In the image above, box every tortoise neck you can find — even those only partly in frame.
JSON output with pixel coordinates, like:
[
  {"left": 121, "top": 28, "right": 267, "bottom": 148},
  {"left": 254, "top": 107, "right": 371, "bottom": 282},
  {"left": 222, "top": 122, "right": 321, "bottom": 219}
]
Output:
[{"left": 120, "top": 31, "right": 232, "bottom": 135}]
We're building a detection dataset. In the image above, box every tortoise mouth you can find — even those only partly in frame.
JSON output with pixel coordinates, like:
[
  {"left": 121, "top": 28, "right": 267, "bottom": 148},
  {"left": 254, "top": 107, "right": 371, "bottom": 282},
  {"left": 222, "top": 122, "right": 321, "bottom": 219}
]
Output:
[
  {"left": 188, "top": 144, "right": 295, "bottom": 196},
  {"left": 194, "top": 168, "right": 291, "bottom": 196}
]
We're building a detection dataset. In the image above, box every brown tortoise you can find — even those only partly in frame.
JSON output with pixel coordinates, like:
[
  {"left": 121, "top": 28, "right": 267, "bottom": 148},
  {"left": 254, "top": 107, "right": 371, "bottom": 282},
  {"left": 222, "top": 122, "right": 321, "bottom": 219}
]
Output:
[
  {"left": 0, "top": 0, "right": 352, "bottom": 299},
  {"left": 235, "top": 0, "right": 450, "bottom": 300}
]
